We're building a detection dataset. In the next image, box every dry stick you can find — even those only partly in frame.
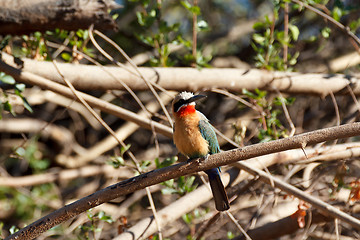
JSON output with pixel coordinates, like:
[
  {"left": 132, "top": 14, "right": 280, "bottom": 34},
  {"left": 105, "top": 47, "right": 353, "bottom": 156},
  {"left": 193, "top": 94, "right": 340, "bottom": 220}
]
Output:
[
  {"left": 235, "top": 160, "right": 360, "bottom": 231},
  {"left": 347, "top": 85, "right": 360, "bottom": 113},
  {"left": 283, "top": 1, "right": 289, "bottom": 70},
  {"left": 92, "top": 29, "right": 174, "bottom": 128},
  {"left": 0, "top": 59, "right": 172, "bottom": 138},
  {"left": 226, "top": 211, "right": 252, "bottom": 240},
  {"left": 86, "top": 26, "right": 150, "bottom": 116},
  {"left": 291, "top": 0, "right": 360, "bottom": 49},
  {"left": 330, "top": 91, "right": 341, "bottom": 127},
  {"left": 192, "top": 0, "right": 198, "bottom": 68},
  {"left": 0, "top": 165, "right": 132, "bottom": 187},
  {"left": 275, "top": 89, "right": 296, "bottom": 136},
  {"left": 51, "top": 59, "right": 164, "bottom": 240},
  {"left": 6, "top": 122, "right": 360, "bottom": 240},
  {"left": 211, "top": 88, "right": 258, "bottom": 111}
]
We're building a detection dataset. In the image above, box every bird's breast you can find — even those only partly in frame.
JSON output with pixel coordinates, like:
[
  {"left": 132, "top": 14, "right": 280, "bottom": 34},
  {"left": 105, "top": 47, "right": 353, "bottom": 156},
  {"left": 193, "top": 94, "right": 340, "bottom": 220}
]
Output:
[{"left": 173, "top": 112, "right": 209, "bottom": 158}]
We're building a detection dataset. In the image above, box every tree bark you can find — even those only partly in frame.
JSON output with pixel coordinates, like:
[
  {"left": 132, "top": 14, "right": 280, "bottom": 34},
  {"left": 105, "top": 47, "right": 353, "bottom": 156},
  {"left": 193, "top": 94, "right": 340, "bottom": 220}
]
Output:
[{"left": 0, "top": 0, "right": 118, "bottom": 35}]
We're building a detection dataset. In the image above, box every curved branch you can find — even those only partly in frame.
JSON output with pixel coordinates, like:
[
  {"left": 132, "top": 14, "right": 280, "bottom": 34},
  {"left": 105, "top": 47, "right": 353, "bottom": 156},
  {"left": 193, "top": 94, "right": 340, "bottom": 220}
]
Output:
[{"left": 5, "top": 122, "right": 360, "bottom": 240}]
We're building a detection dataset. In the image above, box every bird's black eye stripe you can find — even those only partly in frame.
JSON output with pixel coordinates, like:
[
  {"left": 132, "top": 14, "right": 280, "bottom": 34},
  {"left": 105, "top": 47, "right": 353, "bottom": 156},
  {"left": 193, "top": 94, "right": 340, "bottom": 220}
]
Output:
[{"left": 174, "top": 99, "right": 186, "bottom": 112}]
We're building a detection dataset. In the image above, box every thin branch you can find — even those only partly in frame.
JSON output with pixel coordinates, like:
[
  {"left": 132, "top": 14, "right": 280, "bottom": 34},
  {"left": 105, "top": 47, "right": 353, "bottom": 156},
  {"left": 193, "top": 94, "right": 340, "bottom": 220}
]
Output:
[
  {"left": 0, "top": 57, "right": 173, "bottom": 138},
  {"left": 6, "top": 122, "right": 360, "bottom": 240},
  {"left": 92, "top": 28, "right": 174, "bottom": 128},
  {"left": 226, "top": 211, "right": 252, "bottom": 240},
  {"left": 192, "top": 0, "right": 198, "bottom": 67},
  {"left": 0, "top": 165, "right": 132, "bottom": 187},
  {"left": 51, "top": 59, "right": 163, "bottom": 240},
  {"left": 283, "top": 2, "right": 289, "bottom": 69},
  {"left": 291, "top": 0, "right": 360, "bottom": 50}
]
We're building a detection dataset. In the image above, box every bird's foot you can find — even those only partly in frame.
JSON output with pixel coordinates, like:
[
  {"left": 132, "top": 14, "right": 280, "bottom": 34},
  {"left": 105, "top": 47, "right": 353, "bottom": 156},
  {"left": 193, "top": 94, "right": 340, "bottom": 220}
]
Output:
[{"left": 186, "top": 154, "right": 209, "bottom": 164}]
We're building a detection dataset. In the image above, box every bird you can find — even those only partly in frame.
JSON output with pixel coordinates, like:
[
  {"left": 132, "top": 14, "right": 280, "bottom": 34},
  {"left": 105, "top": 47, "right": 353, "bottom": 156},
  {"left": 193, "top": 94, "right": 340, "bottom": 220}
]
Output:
[{"left": 172, "top": 91, "right": 230, "bottom": 211}]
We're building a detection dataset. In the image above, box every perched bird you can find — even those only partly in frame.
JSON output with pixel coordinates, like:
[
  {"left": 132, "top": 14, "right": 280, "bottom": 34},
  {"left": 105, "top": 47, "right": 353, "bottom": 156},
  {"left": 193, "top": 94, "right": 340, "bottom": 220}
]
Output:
[{"left": 172, "top": 91, "right": 230, "bottom": 211}]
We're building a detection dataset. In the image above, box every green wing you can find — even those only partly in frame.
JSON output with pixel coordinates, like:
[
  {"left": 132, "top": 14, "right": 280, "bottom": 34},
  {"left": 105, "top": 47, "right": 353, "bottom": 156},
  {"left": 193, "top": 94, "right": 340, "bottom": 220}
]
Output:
[{"left": 197, "top": 111, "right": 220, "bottom": 154}]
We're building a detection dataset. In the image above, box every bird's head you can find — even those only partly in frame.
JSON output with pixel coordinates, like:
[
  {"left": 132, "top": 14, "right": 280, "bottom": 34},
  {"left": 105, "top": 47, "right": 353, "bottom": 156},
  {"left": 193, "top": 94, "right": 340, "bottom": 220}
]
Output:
[{"left": 172, "top": 91, "right": 206, "bottom": 117}]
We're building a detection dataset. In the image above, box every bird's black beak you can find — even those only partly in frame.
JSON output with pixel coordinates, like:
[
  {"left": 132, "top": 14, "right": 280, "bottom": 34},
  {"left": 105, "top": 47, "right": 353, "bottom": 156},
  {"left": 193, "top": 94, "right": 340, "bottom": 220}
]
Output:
[{"left": 186, "top": 94, "right": 207, "bottom": 104}]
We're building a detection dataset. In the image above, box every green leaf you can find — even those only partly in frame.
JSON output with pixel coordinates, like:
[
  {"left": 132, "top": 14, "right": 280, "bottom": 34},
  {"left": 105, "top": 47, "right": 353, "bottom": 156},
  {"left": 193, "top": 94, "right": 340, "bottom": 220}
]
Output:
[
  {"left": 181, "top": 0, "right": 200, "bottom": 15},
  {"left": 136, "top": 12, "right": 145, "bottom": 26},
  {"left": 3, "top": 101, "right": 15, "bottom": 116},
  {"left": 9, "top": 226, "right": 19, "bottom": 234},
  {"left": 227, "top": 231, "right": 235, "bottom": 239},
  {"left": 332, "top": 6, "right": 342, "bottom": 22},
  {"left": 161, "top": 187, "right": 177, "bottom": 195},
  {"left": 0, "top": 72, "right": 15, "bottom": 85},
  {"left": 197, "top": 20, "right": 209, "bottom": 31},
  {"left": 182, "top": 213, "right": 193, "bottom": 224},
  {"left": 321, "top": 27, "right": 331, "bottom": 38},
  {"left": 120, "top": 144, "right": 131, "bottom": 155},
  {"left": 289, "top": 24, "right": 299, "bottom": 41},
  {"left": 61, "top": 53, "right": 71, "bottom": 62},
  {"left": 140, "top": 160, "right": 151, "bottom": 170},
  {"left": 253, "top": 33, "right": 266, "bottom": 44}
]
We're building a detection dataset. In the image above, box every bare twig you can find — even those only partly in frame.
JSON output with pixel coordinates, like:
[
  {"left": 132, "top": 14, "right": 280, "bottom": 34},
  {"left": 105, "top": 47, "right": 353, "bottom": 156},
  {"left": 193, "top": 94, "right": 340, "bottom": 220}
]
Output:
[
  {"left": 283, "top": 2, "right": 289, "bottom": 69},
  {"left": 0, "top": 165, "right": 132, "bottom": 187},
  {"left": 192, "top": 0, "right": 198, "bottom": 67},
  {"left": 91, "top": 28, "right": 174, "bottom": 128},
  {"left": 0, "top": 58, "right": 173, "bottom": 137},
  {"left": 291, "top": 0, "right": 360, "bottom": 51},
  {"left": 226, "top": 211, "right": 252, "bottom": 240}
]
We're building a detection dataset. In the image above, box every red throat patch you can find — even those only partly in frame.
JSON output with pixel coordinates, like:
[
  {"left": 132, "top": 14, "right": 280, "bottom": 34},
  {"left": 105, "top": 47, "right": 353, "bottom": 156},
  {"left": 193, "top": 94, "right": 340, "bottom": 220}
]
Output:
[{"left": 177, "top": 105, "right": 196, "bottom": 117}]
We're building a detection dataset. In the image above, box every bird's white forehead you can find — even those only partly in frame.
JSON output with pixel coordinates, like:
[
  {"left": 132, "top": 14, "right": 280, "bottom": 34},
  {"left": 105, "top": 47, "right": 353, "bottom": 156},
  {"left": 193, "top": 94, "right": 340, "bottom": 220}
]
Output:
[{"left": 178, "top": 91, "right": 194, "bottom": 100}]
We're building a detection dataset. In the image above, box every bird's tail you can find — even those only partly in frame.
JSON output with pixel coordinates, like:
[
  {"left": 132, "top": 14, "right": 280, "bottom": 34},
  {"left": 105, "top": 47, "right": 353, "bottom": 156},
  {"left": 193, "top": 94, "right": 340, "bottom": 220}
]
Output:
[{"left": 205, "top": 168, "right": 230, "bottom": 211}]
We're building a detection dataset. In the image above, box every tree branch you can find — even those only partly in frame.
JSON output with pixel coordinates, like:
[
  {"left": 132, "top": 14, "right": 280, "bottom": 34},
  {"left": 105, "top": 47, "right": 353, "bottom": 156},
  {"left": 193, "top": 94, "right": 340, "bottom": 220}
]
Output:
[
  {"left": 0, "top": 0, "right": 118, "bottom": 35},
  {"left": 5, "top": 122, "right": 360, "bottom": 240},
  {"left": 0, "top": 55, "right": 173, "bottom": 138},
  {"left": 2, "top": 53, "right": 359, "bottom": 96}
]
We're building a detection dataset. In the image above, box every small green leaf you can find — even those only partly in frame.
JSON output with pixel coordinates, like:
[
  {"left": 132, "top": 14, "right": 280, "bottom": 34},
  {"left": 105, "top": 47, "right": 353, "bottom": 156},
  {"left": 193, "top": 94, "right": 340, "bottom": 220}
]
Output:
[
  {"left": 0, "top": 72, "right": 15, "bottom": 85},
  {"left": 15, "top": 83, "right": 26, "bottom": 92},
  {"left": 120, "top": 144, "right": 131, "bottom": 155},
  {"left": 227, "top": 231, "right": 235, "bottom": 239},
  {"left": 332, "top": 6, "right": 342, "bottom": 22},
  {"left": 321, "top": 27, "right": 331, "bottom": 38},
  {"left": 197, "top": 20, "right": 209, "bottom": 31},
  {"left": 161, "top": 187, "right": 177, "bottom": 195},
  {"left": 9, "top": 226, "right": 19, "bottom": 234},
  {"left": 182, "top": 213, "right": 193, "bottom": 224},
  {"left": 61, "top": 52, "right": 71, "bottom": 62},
  {"left": 3, "top": 101, "right": 15, "bottom": 116},
  {"left": 253, "top": 34, "right": 266, "bottom": 44},
  {"left": 289, "top": 24, "right": 299, "bottom": 41}
]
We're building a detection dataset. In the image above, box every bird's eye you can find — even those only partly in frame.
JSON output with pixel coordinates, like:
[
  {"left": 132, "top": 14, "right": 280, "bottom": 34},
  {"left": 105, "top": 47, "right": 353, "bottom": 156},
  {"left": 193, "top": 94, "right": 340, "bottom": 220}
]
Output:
[{"left": 174, "top": 99, "right": 186, "bottom": 112}]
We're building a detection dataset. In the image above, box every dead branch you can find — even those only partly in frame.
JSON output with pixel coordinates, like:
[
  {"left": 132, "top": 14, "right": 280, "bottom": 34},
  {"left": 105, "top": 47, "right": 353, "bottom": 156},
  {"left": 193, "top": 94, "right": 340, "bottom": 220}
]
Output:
[
  {"left": 0, "top": 55, "right": 173, "bottom": 138},
  {"left": 5, "top": 122, "right": 360, "bottom": 240},
  {"left": 235, "top": 209, "right": 333, "bottom": 240},
  {"left": 58, "top": 92, "right": 176, "bottom": 168},
  {"left": 0, "top": 0, "right": 118, "bottom": 35},
  {"left": 2, "top": 53, "right": 360, "bottom": 96},
  {"left": 0, "top": 118, "right": 83, "bottom": 155},
  {"left": 0, "top": 165, "right": 132, "bottom": 187}
]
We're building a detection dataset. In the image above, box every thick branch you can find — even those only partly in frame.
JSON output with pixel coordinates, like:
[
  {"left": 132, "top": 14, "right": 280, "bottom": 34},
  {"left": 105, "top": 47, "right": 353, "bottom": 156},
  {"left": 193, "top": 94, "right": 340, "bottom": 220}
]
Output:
[
  {"left": 0, "top": 0, "right": 117, "bottom": 35},
  {"left": 2, "top": 53, "right": 359, "bottom": 96},
  {"left": 6, "top": 122, "right": 360, "bottom": 240}
]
